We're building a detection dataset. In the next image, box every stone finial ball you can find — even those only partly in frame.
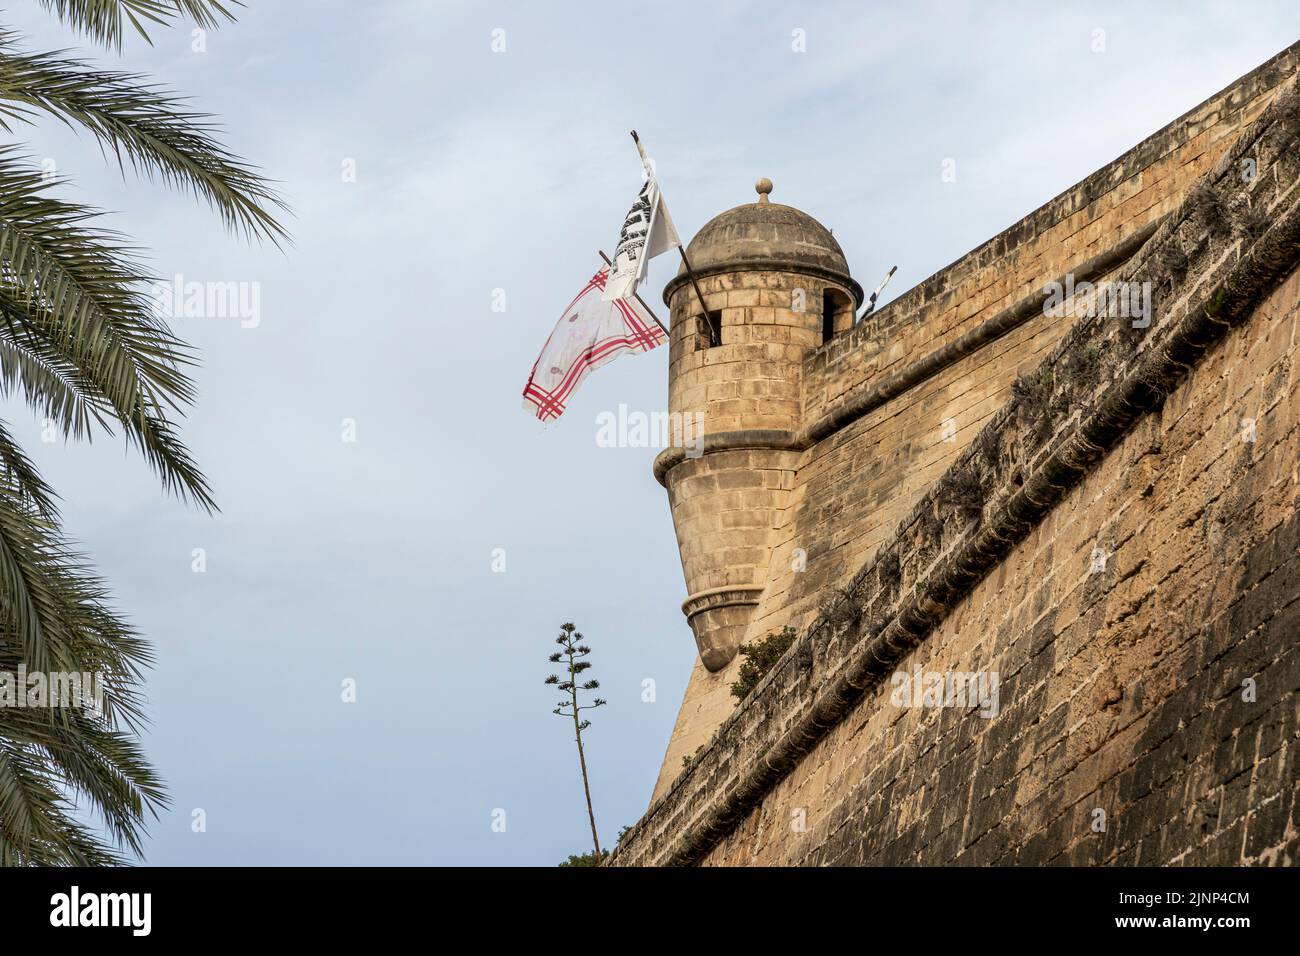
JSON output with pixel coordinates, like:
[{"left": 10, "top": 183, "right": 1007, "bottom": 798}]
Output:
[{"left": 755, "top": 177, "right": 773, "bottom": 201}]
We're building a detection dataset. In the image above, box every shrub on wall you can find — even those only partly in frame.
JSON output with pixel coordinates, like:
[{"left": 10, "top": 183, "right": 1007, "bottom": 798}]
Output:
[{"left": 730, "top": 627, "right": 798, "bottom": 701}]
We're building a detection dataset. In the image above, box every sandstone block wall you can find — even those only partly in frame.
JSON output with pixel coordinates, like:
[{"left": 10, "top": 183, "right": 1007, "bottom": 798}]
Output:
[
  {"left": 660, "top": 257, "right": 859, "bottom": 673},
  {"left": 699, "top": 268, "right": 1299, "bottom": 865},
  {"left": 666, "top": 271, "right": 850, "bottom": 434},
  {"left": 624, "top": 51, "right": 1300, "bottom": 861},
  {"left": 648, "top": 41, "right": 1300, "bottom": 803}
]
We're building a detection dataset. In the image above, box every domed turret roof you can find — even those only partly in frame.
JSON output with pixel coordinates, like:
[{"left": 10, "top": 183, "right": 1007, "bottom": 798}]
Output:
[{"left": 668, "top": 178, "right": 862, "bottom": 306}]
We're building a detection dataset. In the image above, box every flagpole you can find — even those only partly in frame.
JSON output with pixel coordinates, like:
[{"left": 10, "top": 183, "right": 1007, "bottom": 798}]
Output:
[
  {"left": 677, "top": 247, "right": 715, "bottom": 338},
  {"left": 599, "top": 249, "right": 667, "bottom": 334},
  {"left": 857, "top": 265, "right": 898, "bottom": 324},
  {"left": 630, "top": 130, "right": 714, "bottom": 332}
]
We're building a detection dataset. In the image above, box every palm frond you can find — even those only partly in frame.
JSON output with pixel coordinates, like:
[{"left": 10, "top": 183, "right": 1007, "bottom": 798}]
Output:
[
  {"left": 0, "top": 709, "right": 165, "bottom": 858},
  {"left": 0, "top": 474, "right": 165, "bottom": 864},
  {"left": 0, "top": 472, "right": 152, "bottom": 705},
  {"left": 0, "top": 331, "right": 103, "bottom": 441},
  {"left": 0, "top": 150, "right": 215, "bottom": 510},
  {"left": 0, "top": 737, "right": 135, "bottom": 866},
  {"left": 0, "top": 0, "right": 272, "bottom": 868},
  {"left": 0, "top": 30, "right": 288, "bottom": 243},
  {"left": 0, "top": 419, "right": 60, "bottom": 518},
  {"left": 0, "top": 483, "right": 96, "bottom": 676},
  {"left": 0, "top": 739, "right": 107, "bottom": 865},
  {"left": 39, "top": 0, "right": 239, "bottom": 50}
]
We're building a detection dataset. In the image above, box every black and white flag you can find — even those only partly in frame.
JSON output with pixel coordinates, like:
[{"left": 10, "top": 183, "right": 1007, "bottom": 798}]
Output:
[{"left": 603, "top": 163, "right": 680, "bottom": 301}]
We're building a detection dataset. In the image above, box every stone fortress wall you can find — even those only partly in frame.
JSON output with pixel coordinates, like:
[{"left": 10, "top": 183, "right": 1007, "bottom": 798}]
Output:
[{"left": 614, "top": 41, "right": 1300, "bottom": 865}]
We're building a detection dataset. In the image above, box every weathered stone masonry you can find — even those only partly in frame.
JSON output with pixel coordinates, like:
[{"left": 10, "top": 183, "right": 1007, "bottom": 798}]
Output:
[{"left": 615, "top": 42, "right": 1300, "bottom": 865}]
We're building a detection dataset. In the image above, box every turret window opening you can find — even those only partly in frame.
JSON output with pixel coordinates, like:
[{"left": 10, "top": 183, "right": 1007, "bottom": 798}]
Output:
[
  {"left": 822, "top": 289, "right": 853, "bottom": 344},
  {"left": 697, "top": 310, "right": 722, "bottom": 349}
]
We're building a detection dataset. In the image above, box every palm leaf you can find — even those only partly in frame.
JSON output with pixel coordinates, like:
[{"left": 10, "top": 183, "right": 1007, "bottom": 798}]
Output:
[
  {"left": 0, "top": 710, "right": 165, "bottom": 858},
  {"left": 0, "top": 475, "right": 164, "bottom": 863},
  {"left": 0, "top": 330, "right": 103, "bottom": 441},
  {"left": 0, "top": 0, "right": 280, "bottom": 867},
  {"left": 0, "top": 29, "right": 288, "bottom": 243},
  {"left": 39, "top": 0, "right": 239, "bottom": 49},
  {"left": 0, "top": 419, "right": 60, "bottom": 518},
  {"left": 0, "top": 737, "right": 134, "bottom": 866},
  {"left": 0, "top": 149, "right": 215, "bottom": 510}
]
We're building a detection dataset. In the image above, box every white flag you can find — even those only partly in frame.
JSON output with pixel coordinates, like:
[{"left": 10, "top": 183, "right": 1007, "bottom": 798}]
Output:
[
  {"left": 522, "top": 265, "right": 665, "bottom": 422},
  {"left": 602, "top": 167, "right": 681, "bottom": 301}
]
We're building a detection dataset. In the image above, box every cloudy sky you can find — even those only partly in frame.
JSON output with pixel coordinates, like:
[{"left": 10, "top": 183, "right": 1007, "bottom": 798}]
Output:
[{"left": 3, "top": 1, "right": 1297, "bottom": 865}]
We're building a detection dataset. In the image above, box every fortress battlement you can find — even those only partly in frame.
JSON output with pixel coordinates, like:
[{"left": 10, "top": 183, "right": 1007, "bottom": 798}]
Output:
[{"left": 614, "top": 41, "right": 1300, "bottom": 866}]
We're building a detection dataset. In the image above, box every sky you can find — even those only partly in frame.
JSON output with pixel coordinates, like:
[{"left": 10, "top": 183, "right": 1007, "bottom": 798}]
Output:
[{"left": 2, "top": 1, "right": 1297, "bottom": 865}]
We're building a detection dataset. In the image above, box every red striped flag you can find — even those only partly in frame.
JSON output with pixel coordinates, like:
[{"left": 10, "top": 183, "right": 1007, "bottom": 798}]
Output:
[{"left": 522, "top": 265, "right": 665, "bottom": 422}]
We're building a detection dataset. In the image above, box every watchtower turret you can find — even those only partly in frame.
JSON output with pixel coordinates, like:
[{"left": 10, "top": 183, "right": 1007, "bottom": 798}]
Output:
[{"left": 655, "top": 180, "right": 861, "bottom": 670}]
